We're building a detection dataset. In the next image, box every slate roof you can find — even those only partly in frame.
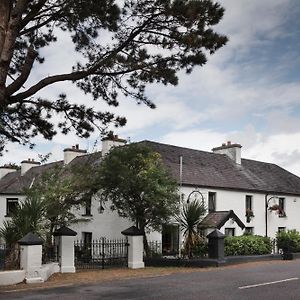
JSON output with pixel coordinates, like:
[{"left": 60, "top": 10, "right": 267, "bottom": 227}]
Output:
[
  {"left": 1, "top": 140, "right": 300, "bottom": 196},
  {"left": 199, "top": 210, "right": 245, "bottom": 229},
  {"left": 139, "top": 141, "right": 300, "bottom": 196},
  {"left": 0, "top": 151, "right": 102, "bottom": 195}
]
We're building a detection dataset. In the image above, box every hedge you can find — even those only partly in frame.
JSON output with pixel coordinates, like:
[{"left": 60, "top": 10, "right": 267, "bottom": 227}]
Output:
[
  {"left": 277, "top": 229, "right": 300, "bottom": 253},
  {"left": 225, "top": 235, "right": 272, "bottom": 256}
]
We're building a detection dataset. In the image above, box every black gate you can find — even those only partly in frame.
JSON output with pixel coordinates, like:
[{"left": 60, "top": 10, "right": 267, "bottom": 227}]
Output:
[
  {"left": 42, "top": 241, "right": 59, "bottom": 264},
  {"left": 74, "top": 238, "right": 128, "bottom": 269}
]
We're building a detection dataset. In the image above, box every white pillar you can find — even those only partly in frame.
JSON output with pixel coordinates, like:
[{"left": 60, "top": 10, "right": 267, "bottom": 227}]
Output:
[
  {"left": 18, "top": 232, "right": 44, "bottom": 284},
  {"left": 54, "top": 226, "right": 77, "bottom": 273},
  {"left": 122, "top": 226, "right": 145, "bottom": 269}
]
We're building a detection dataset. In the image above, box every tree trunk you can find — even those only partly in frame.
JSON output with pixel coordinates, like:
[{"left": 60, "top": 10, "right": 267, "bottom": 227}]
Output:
[
  {"left": 142, "top": 227, "right": 150, "bottom": 258},
  {"left": 0, "top": 0, "right": 11, "bottom": 104}
]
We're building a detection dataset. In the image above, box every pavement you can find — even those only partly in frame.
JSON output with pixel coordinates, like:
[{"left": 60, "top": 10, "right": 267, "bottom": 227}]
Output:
[{"left": 1, "top": 260, "right": 300, "bottom": 299}]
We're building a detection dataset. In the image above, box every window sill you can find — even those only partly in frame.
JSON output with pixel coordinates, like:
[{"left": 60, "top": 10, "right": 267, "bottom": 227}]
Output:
[{"left": 82, "top": 214, "right": 93, "bottom": 217}]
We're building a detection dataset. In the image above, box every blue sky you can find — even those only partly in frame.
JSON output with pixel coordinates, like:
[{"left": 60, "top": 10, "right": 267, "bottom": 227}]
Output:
[{"left": 2, "top": 0, "right": 300, "bottom": 176}]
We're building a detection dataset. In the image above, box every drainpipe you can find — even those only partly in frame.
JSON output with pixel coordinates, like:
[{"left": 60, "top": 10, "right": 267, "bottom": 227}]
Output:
[{"left": 265, "top": 193, "right": 268, "bottom": 237}]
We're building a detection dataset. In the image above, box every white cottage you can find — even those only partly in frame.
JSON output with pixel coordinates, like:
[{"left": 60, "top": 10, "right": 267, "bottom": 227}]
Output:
[{"left": 1, "top": 137, "right": 300, "bottom": 255}]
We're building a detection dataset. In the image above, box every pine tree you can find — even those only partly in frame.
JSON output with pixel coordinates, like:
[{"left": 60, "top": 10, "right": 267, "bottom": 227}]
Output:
[{"left": 0, "top": 0, "right": 227, "bottom": 153}]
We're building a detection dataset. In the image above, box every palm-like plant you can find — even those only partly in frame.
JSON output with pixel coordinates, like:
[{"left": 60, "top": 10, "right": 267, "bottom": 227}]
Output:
[
  {"left": 176, "top": 200, "right": 206, "bottom": 258},
  {"left": 0, "top": 195, "right": 45, "bottom": 270}
]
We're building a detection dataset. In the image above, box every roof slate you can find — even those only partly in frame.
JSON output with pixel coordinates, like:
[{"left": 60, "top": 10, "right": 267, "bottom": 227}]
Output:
[
  {"left": 199, "top": 210, "right": 245, "bottom": 229},
  {"left": 0, "top": 151, "right": 102, "bottom": 194},
  {"left": 139, "top": 141, "right": 300, "bottom": 196},
  {"left": 1, "top": 140, "right": 300, "bottom": 196}
]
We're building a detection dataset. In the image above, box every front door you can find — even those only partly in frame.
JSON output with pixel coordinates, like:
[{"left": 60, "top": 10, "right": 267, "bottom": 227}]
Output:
[{"left": 162, "top": 224, "right": 179, "bottom": 255}]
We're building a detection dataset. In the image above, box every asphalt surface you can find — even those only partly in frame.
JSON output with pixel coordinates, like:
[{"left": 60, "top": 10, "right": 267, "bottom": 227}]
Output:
[{"left": 2, "top": 260, "right": 300, "bottom": 299}]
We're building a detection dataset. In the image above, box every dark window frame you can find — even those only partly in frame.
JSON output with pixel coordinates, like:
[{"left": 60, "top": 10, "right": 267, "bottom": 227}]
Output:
[
  {"left": 6, "top": 198, "right": 18, "bottom": 217},
  {"left": 278, "top": 197, "right": 285, "bottom": 217},
  {"left": 244, "top": 227, "right": 254, "bottom": 235},
  {"left": 245, "top": 195, "right": 252, "bottom": 211},
  {"left": 278, "top": 227, "right": 286, "bottom": 233},
  {"left": 225, "top": 228, "right": 235, "bottom": 237},
  {"left": 208, "top": 192, "right": 216, "bottom": 213},
  {"left": 83, "top": 198, "right": 92, "bottom": 216}
]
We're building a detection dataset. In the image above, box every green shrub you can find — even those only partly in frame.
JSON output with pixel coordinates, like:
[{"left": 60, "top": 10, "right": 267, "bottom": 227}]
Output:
[
  {"left": 224, "top": 235, "right": 272, "bottom": 256},
  {"left": 192, "top": 238, "right": 208, "bottom": 257},
  {"left": 277, "top": 230, "right": 300, "bottom": 253}
]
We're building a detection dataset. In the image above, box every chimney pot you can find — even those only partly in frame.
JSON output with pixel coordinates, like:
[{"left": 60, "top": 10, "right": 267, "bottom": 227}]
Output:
[
  {"left": 76, "top": 144, "right": 79, "bottom": 150},
  {"left": 227, "top": 141, "right": 231, "bottom": 145}
]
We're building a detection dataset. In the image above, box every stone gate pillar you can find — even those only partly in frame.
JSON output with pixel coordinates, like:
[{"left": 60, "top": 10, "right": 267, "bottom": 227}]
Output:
[
  {"left": 121, "top": 226, "right": 145, "bottom": 269},
  {"left": 18, "top": 232, "right": 44, "bottom": 283},
  {"left": 54, "top": 226, "right": 77, "bottom": 273}
]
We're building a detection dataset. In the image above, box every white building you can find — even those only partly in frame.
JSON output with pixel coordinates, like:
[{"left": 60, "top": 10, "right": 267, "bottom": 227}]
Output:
[{"left": 1, "top": 137, "right": 300, "bottom": 255}]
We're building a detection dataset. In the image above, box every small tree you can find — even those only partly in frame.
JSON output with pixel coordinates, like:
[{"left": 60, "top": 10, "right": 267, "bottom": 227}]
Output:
[
  {"left": 176, "top": 199, "right": 206, "bottom": 258},
  {"left": 25, "top": 163, "right": 98, "bottom": 244},
  {"left": 97, "top": 143, "right": 179, "bottom": 256}
]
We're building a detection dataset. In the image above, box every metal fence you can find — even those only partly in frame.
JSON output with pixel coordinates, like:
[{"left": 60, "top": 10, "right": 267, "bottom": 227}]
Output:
[
  {"left": 0, "top": 244, "right": 19, "bottom": 271},
  {"left": 42, "top": 241, "right": 59, "bottom": 264},
  {"left": 74, "top": 238, "right": 128, "bottom": 269},
  {"left": 148, "top": 241, "right": 162, "bottom": 257}
]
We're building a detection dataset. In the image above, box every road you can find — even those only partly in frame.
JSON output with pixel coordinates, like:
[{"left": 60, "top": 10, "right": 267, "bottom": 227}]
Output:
[{"left": 2, "top": 260, "right": 300, "bottom": 299}]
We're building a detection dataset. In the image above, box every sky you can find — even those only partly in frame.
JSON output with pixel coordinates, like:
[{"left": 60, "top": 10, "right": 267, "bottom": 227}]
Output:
[{"left": 2, "top": 0, "right": 300, "bottom": 176}]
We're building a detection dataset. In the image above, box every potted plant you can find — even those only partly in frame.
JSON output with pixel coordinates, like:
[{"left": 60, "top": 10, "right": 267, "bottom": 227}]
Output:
[
  {"left": 269, "top": 204, "right": 286, "bottom": 217},
  {"left": 278, "top": 207, "right": 287, "bottom": 217},
  {"left": 245, "top": 208, "right": 254, "bottom": 223},
  {"left": 269, "top": 204, "right": 280, "bottom": 211}
]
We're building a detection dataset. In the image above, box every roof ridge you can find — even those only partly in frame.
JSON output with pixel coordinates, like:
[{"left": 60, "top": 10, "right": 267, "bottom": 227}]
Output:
[{"left": 140, "top": 140, "right": 217, "bottom": 156}]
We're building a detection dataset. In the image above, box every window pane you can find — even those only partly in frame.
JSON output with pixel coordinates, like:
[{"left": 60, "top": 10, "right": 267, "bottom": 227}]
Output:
[
  {"left": 85, "top": 198, "right": 92, "bottom": 215},
  {"left": 225, "top": 228, "right": 235, "bottom": 237},
  {"left": 245, "top": 227, "right": 253, "bottom": 235},
  {"left": 279, "top": 198, "right": 285, "bottom": 210},
  {"left": 6, "top": 198, "right": 18, "bottom": 216},
  {"left": 245, "top": 195, "right": 252, "bottom": 210},
  {"left": 208, "top": 192, "right": 216, "bottom": 213}
]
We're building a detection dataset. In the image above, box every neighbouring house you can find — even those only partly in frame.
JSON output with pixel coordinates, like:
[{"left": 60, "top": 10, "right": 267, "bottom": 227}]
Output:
[{"left": 1, "top": 137, "right": 300, "bottom": 256}]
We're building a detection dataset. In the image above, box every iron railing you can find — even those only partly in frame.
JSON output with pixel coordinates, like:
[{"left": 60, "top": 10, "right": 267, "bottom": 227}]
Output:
[
  {"left": 74, "top": 238, "right": 128, "bottom": 269},
  {"left": 148, "top": 241, "right": 162, "bottom": 257},
  {"left": 42, "top": 241, "right": 59, "bottom": 264}
]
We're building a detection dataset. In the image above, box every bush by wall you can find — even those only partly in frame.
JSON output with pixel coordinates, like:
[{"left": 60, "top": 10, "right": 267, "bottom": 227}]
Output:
[
  {"left": 192, "top": 239, "right": 208, "bottom": 257},
  {"left": 277, "top": 230, "right": 300, "bottom": 253},
  {"left": 225, "top": 235, "right": 272, "bottom": 256}
]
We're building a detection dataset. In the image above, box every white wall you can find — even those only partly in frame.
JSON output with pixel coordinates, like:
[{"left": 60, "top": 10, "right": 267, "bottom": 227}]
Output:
[
  {"left": 71, "top": 197, "right": 134, "bottom": 240},
  {"left": 0, "top": 195, "right": 26, "bottom": 241},
  {"left": 179, "top": 186, "right": 299, "bottom": 239},
  {"left": 1, "top": 187, "right": 299, "bottom": 243}
]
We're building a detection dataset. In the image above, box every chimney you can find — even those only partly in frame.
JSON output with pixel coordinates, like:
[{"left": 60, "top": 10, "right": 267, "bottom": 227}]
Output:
[
  {"left": 212, "top": 141, "right": 242, "bottom": 164},
  {"left": 101, "top": 133, "right": 127, "bottom": 156},
  {"left": 63, "top": 145, "right": 87, "bottom": 164},
  {"left": 0, "top": 165, "right": 17, "bottom": 179},
  {"left": 21, "top": 159, "right": 40, "bottom": 176}
]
